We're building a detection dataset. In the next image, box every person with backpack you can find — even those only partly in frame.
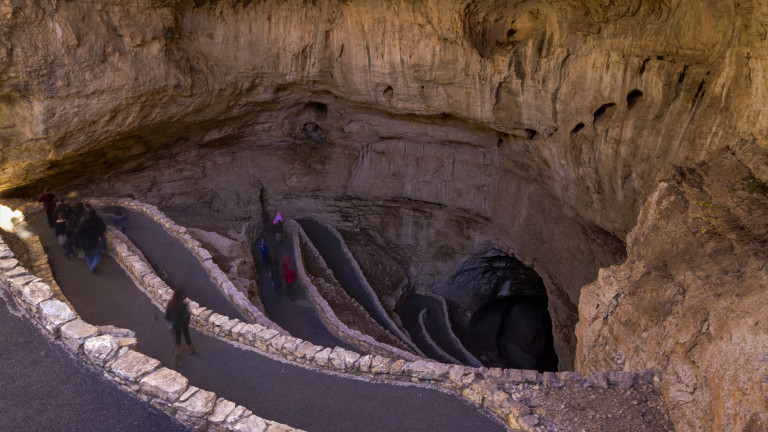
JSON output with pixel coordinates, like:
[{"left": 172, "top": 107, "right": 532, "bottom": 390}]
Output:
[
  {"left": 165, "top": 288, "right": 194, "bottom": 368},
  {"left": 84, "top": 203, "right": 108, "bottom": 252},
  {"left": 53, "top": 198, "right": 70, "bottom": 221}
]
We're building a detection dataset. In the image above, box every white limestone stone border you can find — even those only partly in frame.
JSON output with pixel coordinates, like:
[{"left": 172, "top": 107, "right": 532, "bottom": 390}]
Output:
[
  {"left": 79, "top": 199, "right": 665, "bottom": 432},
  {"left": 420, "top": 291, "right": 483, "bottom": 367},
  {"left": 0, "top": 232, "right": 300, "bottom": 432},
  {"left": 299, "top": 218, "right": 421, "bottom": 353}
]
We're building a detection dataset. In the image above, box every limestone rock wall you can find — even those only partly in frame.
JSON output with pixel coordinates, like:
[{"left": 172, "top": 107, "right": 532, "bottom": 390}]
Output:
[
  {"left": 575, "top": 150, "right": 768, "bottom": 431},
  {"left": 2, "top": 0, "right": 768, "bottom": 380}
]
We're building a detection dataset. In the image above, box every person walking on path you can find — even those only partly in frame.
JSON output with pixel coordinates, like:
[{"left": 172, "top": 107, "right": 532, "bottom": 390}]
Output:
[
  {"left": 55, "top": 212, "right": 74, "bottom": 258},
  {"left": 269, "top": 251, "right": 281, "bottom": 299},
  {"left": 165, "top": 288, "right": 194, "bottom": 368},
  {"left": 66, "top": 201, "right": 85, "bottom": 257},
  {"left": 282, "top": 253, "right": 297, "bottom": 301},
  {"left": 84, "top": 203, "right": 108, "bottom": 252},
  {"left": 259, "top": 238, "right": 269, "bottom": 264},
  {"left": 75, "top": 209, "right": 105, "bottom": 272},
  {"left": 272, "top": 212, "right": 284, "bottom": 242},
  {"left": 37, "top": 187, "right": 56, "bottom": 228},
  {"left": 102, "top": 206, "right": 127, "bottom": 233},
  {"left": 53, "top": 198, "right": 70, "bottom": 221}
]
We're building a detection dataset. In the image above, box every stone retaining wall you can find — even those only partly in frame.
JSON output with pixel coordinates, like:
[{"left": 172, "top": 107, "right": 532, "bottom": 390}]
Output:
[
  {"left": 420, "top": 291, "right": 482, "bottom": 367},
  {"left": 90, "top": 198, "right": 283, "bottom": 333},
  {"left": 288, "top": 220, "right": 421, "bottom": 361},
  {"left": 21, "top": 235, "right": 79, "bottom": 315},
  {"left": 97, "top": 198, "right": 674, "bottom": 431},
  {"left": 306, "top": 218, "right": 421, "bottom": 353},
  {"left": 0, "top": 230, "right": 300, "bottom": 432},
  {"left": 86, "top": 198, "right": 672, "bottom": 431}
]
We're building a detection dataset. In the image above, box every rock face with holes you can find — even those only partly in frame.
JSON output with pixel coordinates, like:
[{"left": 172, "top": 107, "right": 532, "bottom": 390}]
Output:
[{"left": 1, "top": 2, "right": 768, "bottom": 429}]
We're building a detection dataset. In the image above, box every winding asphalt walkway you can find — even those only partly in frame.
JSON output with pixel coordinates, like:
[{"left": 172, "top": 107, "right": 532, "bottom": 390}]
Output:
[
  {"left": 0, "top": 276, "right": 191, "bottom": 432},
  {"left": 121, "top": 208, "right": 246, "bottom": 321},
  {"left": 252, "top": 231, "right": 356, "bottom": 352},
  {"left": 297, "top": 220, "right": 411, "bottom": 349},
  {"left": 400, "top": 294, "right": 480, "bottom": 367},
  {"left": 27, "top": 213, "right": 508, "bottom": 432}
]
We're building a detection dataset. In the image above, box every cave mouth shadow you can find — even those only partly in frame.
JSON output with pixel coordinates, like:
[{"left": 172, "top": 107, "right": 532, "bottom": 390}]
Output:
[{"left": 452, "top": 250, "right": 559, "bottom": 372}]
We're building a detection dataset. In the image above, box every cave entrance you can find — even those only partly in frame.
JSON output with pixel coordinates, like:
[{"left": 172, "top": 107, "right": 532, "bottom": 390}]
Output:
[{"left": 451, "top": 250, "right": 559, "bottom": 372}]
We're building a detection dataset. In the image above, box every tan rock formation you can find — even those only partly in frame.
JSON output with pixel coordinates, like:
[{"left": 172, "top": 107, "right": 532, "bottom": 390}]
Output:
[
  {"left": 576, "top": 150, "right": 768, "bottom": 431},
  {"left": 1, "top": 1, "right": 768, "bottom": 428}
]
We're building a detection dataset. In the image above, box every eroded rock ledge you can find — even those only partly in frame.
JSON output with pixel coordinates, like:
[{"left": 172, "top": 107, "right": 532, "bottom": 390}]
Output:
[
  {"left": 2, "top": 1, "right": 768, "bottom": 430},
  {"left": 576, "top": 150, "right": 768, "bottom": 431}
]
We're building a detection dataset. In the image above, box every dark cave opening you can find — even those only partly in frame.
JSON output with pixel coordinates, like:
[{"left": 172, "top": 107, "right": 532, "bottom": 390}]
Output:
[
  {"left": 593, "top": 102, "right": 616, "bottom": 123},
  {"left": 570, "top": 122, "right": 585, "bottom": 134},
  {"left": 450, "top": 250, "right": 559, "bottom": 372},
  {"left": 626, "top": 89, "right": 643, "bottom": 109}
]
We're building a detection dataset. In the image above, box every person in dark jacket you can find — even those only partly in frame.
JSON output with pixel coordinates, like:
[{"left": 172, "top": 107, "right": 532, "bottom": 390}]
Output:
[
  {"left": 75, "top": 209, "right": 105, "bottom": 272},
  {"left": 165, "top": 288, "right": 194, "bottom": 368},
  {"left": 53, "top": 198, "right": 70, "bottom": 221},
  {"left": 67, "top": 201, "right": 85, "bottom": 256},
  {"left": 84, "top": 204, "right": 109, "bottom": 252},
  {"left": 55, "top": 211, "right": 74, "bottom": 258},
  {"left": 272, "top": 212, "right": 284, "bottom": 242},
  {"left": 37, "top": 187, "right": 56, "bottom": 228}
]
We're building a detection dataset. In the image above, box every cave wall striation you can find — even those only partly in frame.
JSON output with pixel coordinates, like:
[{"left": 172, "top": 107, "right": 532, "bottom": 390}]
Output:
[{"left": 1, "top": 1, "right": 768, "bottom": 429}]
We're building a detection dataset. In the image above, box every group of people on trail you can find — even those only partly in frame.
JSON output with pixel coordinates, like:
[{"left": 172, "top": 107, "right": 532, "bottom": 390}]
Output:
[
  {"left": 259, "top": 211, "right": 298, "bottom": 301},
  {"left": 38, "top": 188, "right": 195, "bottom": 369},
  {"left": 39, "top": 188, "right": 107, "bottom": 273}
]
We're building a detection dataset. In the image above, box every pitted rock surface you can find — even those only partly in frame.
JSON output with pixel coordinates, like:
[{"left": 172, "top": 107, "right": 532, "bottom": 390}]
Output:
[
  {"left": 139, "top": 368, "right": 189, "bottom": 403},
  {"left": 84, "top": 334, "right": 121, "bottom": 365},
  {"left": 109, "top": 350, "right": 162, "bottom": 383},
  {"left": 60, "top": 319, "right": 99, "bottom": 352}
]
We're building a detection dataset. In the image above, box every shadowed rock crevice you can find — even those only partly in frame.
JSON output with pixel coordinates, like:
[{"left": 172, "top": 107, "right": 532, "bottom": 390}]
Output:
[
  {"left": 593, "top": 103, "right": 616, "bottom": 124},
  {"left": 626, "top": 89, "right": 643, "bottom": 109}
]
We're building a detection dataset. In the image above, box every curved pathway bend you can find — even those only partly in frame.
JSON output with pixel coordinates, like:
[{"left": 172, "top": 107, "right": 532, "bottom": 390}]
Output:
[
  {"left": 120, "top": 208, "right": 246, "bottom": 322},
  {"left": 400, "top": 294, "right": 482, "bottom": 367},
  {"left": 0, "top": 283, "right": 192, "bottom": 432},
  {"left": 250, "top": 228, "right": 356, "bottom": 352},
  {"left": 28, "top": 213, "right": 509, "bottom": 432},
  {"left": 297, "top": 219, "right": 417, "bottom": 352}
]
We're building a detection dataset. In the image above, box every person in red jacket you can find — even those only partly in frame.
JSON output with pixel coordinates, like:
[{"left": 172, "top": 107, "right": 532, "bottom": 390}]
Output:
[
  {"left": 282, "top": 254, "right": 297, "bottom": 301},
  {"left": 37, "top": 187, "right": 56, "bottom": 228}
]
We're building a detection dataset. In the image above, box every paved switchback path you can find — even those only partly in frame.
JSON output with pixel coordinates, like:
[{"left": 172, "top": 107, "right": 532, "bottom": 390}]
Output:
[
  {"left": 0, "top": 276, "right": 191, "bottom": 432},
  {"left": 121, "top": 208, "right": 246, "bottom": 321},
  {"left": 400, "top": 294, "right": 481, "bottom": 366},
  {"left": 28, "top": 214, "right": 508, "bottom": 432},
  {"left": 297, "top": 220, "right": 410, "bottom": 347},
  {"left": 252, "top": 231, "right": 357, "bottom": 352}
]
